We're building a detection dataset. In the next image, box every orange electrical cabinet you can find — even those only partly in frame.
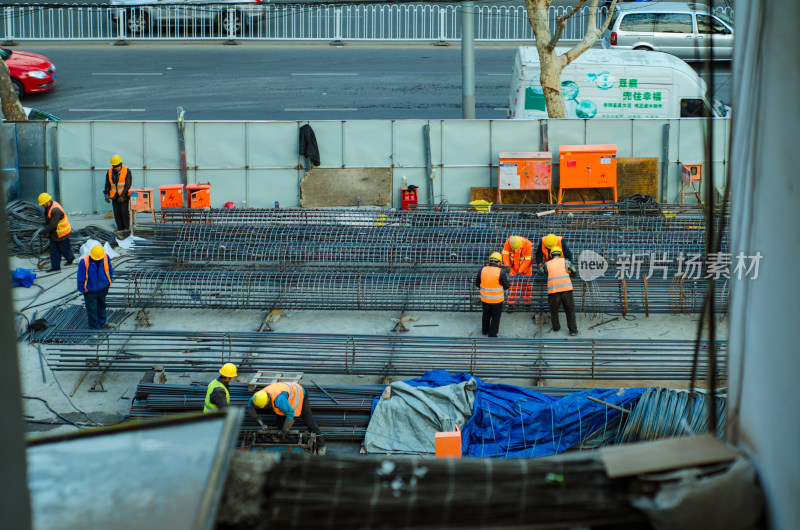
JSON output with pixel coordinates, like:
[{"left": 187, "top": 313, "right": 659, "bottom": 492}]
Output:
[
  {"left": 159, "top": 184, "right": 185, "bottom": 209},
  {"left": 129, "top": 188, "right": 154, "bottom": 211},
  {"left": 435, "top": 425, "right": 462, "bottom": 459},
  {"left": 187, "top": 184, "right": 211, "bottom": 209},
  {"left": 558, "top": 145, "right": 618, "bottom": 204},
  {"left": 498, "top": 152, "right": 552, "bottom": 191}
]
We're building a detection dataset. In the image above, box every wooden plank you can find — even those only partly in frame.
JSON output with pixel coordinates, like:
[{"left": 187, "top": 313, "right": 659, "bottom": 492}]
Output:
[
  {"left": 600, "top": 434, "right": 739, "bottom": 479},
  {"left": 301, "top": 168, "right": 391, "bottom": 207}
]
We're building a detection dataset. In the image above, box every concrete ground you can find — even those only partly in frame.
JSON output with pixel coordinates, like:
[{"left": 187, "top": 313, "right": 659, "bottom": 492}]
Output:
[{"left": 12, "top": 213, "right": 729, "bottom": 439}]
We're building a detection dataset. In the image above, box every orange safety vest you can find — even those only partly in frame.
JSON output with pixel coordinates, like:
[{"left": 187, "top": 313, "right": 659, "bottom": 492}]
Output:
[
  {"left": 264, "top": 382, "right": 304, "bottom": 417},
  {"left": 47, "top": 201, "right": 72, "bottom": 238},
  {"left": 82, "top": 255, "right": 111, "bottom": 292},
  {"left": 541, "top": 235, "right": 564, "bottom": 263},
  {"left": 479, "top": 266, "right": 504, "bottom": 304},
  {"left": 547, "top": 257, "right": 573, "bottom": 294},
  {"left": 502, "top": 237, "right": 533, "bottom": 275},
  {"left": 107, "top": 166, "right": 129, "bottom": 198}
]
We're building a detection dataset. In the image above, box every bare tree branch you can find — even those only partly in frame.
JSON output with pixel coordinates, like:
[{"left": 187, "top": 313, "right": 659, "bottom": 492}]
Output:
[
  {"left": 564, "top": 0, "right": 618, "bottom": 65},
  {"left": 548, "top": 0, "right": 588, "bottom": 49}
]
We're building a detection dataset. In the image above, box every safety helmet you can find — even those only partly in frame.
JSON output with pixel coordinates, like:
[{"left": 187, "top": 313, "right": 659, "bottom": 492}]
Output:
[
  {"left": 38, "top": 193, "right": 52, "bottom": 206},
  {"left": 253, "top": 390, "right": 269, "bottom": 409},
  {"left": 224, "top": 201, "right": 235, "bottom": 209},
  {"left": 110, "top": 154, "right": 123, "bottom": 166},
  {"left": 219, "top": 363, "right": 238, "bottom": 378},
  {"left": 551, "top": 246, "right": 563, "bottom": 256},
  {"left": 90, "top": 245, "right": 105, "bottom": 260},
  {"left": 509, "top": 236, "right": 523, "bottom": 250},
  {"left": 544, "top": 234, "right": 558, "bottom": 249},
  {"left": 489, "top": 252, "right": 502, "bottom": 263}
]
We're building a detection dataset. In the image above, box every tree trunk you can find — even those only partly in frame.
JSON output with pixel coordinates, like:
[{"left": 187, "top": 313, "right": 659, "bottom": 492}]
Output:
[
  {"left": 0, "top": 58, "right": 28, "bottom": 122},
  {"left": 525, "top": 0, "right": 618, "bottom": 119}
]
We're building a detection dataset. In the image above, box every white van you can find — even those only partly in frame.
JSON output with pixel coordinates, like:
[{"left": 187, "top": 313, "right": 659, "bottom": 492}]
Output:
[{"left": 508, "top": 48, "right": 728, "bottom": 119}]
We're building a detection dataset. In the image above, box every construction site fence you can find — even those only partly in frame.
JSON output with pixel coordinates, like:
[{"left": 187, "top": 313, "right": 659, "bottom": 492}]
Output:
[
  {"left": 0, "top": 4, "right": 735, "bottom": 43},
  {"left": 17, "top": 118, "right": 731, "bottom": 212}
]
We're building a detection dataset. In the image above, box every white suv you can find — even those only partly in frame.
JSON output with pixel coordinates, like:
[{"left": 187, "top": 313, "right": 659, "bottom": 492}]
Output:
[{"left": 601, "top": 2, "right": 733, "bottom": 61}]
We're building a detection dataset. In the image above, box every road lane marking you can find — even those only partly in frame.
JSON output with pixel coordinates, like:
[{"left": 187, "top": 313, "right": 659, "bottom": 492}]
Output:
[
  {"left": 291, "top": 73, "right": 359, "bottom": 76},
  {"left": 68, "top": 109, "right": 146, "bottom": 112},
  {"left": 493, "top": 108, "right": 508, "bottom": 111},
  {"left": 91, "top": 73, "right": 164, "bottom": 76},
  {"left": 284, "top": 108, "right": 358, "bottom": 111}
]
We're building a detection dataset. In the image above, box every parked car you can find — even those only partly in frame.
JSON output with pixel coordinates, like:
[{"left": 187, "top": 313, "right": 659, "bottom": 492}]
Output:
[
  {"left": 110, "top": 0, "right": 266, "bottom": 36},
  {"left": 601, "top": 2, "right": 733, "bottom": 61},
  {"left": 0, "top": 48, "right": 57, "bottom": 97}
]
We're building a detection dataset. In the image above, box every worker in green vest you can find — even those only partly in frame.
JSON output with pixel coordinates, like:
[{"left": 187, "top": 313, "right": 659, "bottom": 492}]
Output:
[{"left": 204, "top": 363, "right": 238, "bottom": 413}]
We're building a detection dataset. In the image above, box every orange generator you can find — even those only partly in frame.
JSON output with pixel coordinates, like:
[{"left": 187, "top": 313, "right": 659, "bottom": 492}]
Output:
[
  {"left": 187, "top": 184, "right": 211, "bottom": 209},
  {"left": 497, "top": 151, "right": 552, "bottom": 204},
  {"left": 128, "top": 188, "right": 156, "bottom": 228},
  {"left": 159, "top": 184, "right": 185, "bottom": 209},
  {"left": 558, "top": 145, "right": 618, "bottom": 205}
]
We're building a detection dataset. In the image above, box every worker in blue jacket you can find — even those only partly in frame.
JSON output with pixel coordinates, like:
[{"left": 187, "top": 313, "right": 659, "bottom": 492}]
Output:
[{"left": 77, "top": 245, "right": 114, "bottom": 330}]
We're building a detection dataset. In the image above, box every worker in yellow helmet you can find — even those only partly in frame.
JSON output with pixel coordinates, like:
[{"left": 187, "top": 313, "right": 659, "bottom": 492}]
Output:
[
  {"left": 204, "top": 363, "right": 238, "bottom": 413},
  {"left": 38, "top": 192, "right": 75, "bottom": 272},
  {"left": 501, "top": 235, "right": 534, "bottom": 306},
  {"left": 77, "top": 245, "right": 114, "bottom": 330},
  {"left": 248, "top": 382, "right": 327, "bottom": 455},
  {"left": 541, "top": 246, "right": 579, "bottom": 336},
  {"left": 475, "top": 252, "right": 511, "bottom": 337},
  {"left": 536, "top": 233, "right": 574, "bottom": 271},
  {"left": 104, "top": 154, "right": 132, "bottom": 233}
]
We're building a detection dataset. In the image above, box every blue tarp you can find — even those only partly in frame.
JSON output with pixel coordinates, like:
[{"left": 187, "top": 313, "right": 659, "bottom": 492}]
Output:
[
  {"left": 377, "top": 370, "right": 645, "bottom": 459},
  {"left": 11, "top": 268, "right": 36, "bottom": 288}
]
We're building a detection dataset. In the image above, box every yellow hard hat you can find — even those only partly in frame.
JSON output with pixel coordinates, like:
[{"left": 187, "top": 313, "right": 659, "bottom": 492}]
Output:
[
  {"left": 544, "top": 234, "right": 558, "bottom": 248},
  {"left": 219, "top": 363, "right": 238, "bottom": 378},
  {"left": 509, "top": 236, "right": 523, "bottom": 250},
  {"left": 489, "top": 252, "right": 502, "bottom": 263},
  {"left": 90, "top": 245, "right": 105, "bottom": 260},
  {"left": 38, "top": 193, "right": 52, "bottom": 206},
  {"left": 551, "top": 246, "right": 563, "bottom": 256},
  {"left": 253, "top": 390, "right": 269, "bottom": 409},
  {"left": 110, "top": 154, "right": 123, "bottom": 166}
]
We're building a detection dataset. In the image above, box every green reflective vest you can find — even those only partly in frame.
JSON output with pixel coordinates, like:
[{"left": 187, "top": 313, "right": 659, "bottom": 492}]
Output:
[{"left": 204, "top": 378, "right": 230, "bottom": 413}]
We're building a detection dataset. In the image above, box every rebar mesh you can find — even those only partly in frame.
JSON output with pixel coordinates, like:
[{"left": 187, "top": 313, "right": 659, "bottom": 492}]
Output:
[
  {"left": 44, "top": 331, "right": 726, "bottom": 382},
  {"left": 109, "top": 269, "right": 725, "bottom": 314}
]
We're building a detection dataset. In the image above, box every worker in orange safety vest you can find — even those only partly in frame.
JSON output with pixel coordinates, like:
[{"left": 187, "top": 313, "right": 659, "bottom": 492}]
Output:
[
  {"left": 38, "top": 192, "right": 75, "bottom": 272},
  {"left": 248, "top": 382, "right": 327, "bottom": 455},
  {"left": 475, "top": 252, "right": 511, "bottom": 337},
  {"left": 104, "top": 154, "right": 132, "bottom": 232},
  {"left": 501, "top": 235, "right": 534, "bottom": 306},
  {"left": 536, "top": 233, "right": 574, "bottom": 269},
  {"left": 541, "top": 246, "right": 579, "bottom": 336}
]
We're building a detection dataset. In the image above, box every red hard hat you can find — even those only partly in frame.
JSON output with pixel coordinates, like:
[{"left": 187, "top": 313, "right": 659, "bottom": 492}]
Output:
[{"left": 224, "top": 201, "right": 235, "bottom": 209}]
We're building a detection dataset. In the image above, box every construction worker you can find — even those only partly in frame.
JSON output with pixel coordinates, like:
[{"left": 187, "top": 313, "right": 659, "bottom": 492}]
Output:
[
  {"left": 38, "top": 192, "right": 75, "bottom": 272},
  {"left": 536, "top": 233, "right": 574, "bottom": 270},
  {"left": 248, "top": 382, "right": 327, "bottom": 455},
  {"left": 77, "top": 245, "right": 114, "bottom": 330},
  {"left": 204, "top": 363, "right": 238, "bottom": 413},
  {"left": 501, "top": 235, "right": 534, "bottom": 305},
  {"left": 475, "top": 252, "right": 511, "bottom": 337},
  {"left": 104, "top": 154, "right": 132, "bottom": 232},
  {"left": 541, "top": 246, "right": 579, "bottom": 336}
]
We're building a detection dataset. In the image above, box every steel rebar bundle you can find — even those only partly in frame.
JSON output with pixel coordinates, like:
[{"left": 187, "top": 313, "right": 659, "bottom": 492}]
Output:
[
  {"left": 132, "top": 220, "right": 726, "bottom": 274},
  {"left": 44, "top": 331, "right": 726, "bottom": 382},
  {"left": 6, "top": 199, "right": 118, "bottom": 257},
  {"left": 156, "top": 204, "right": 714, "bottom": 227},
  {"left": 24, "top": 305, "right": 133, "bottom": 343},
  {"left": 108, "top": 269, "right": 727, "bottom": 314}
]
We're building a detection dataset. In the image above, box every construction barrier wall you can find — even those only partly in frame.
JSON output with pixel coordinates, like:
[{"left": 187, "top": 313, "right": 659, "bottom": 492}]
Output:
[{"left": 10, "top": 118, "right": 730, "bottom": 213}]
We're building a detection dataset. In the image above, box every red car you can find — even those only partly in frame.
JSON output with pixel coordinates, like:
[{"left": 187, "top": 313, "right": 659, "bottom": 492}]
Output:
[{"left": 1, "top": 48, "right": 57, "bottom": 97}]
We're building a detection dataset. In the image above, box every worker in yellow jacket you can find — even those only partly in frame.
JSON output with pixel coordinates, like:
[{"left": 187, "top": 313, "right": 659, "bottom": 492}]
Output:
[{"left": 541, "top": 246, "right": 579, "bottom": 336}]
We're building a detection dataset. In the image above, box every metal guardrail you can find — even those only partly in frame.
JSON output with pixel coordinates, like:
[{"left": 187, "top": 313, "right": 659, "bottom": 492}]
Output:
[{"left": 0, "top": 3, "right": 734, "bottom": 43}]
